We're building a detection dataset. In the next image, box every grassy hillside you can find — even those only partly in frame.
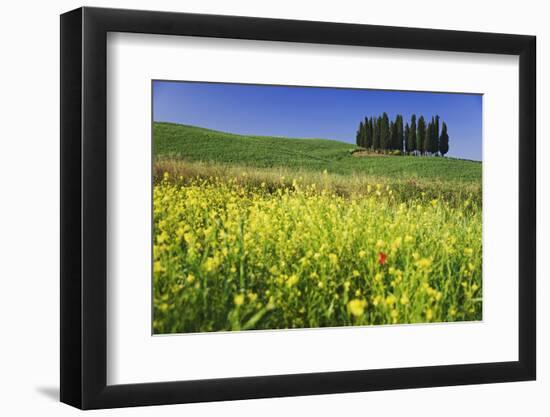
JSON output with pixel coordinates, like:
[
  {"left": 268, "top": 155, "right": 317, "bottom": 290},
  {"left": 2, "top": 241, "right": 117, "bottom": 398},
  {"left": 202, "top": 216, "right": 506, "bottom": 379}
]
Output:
[{"left": 153, "top": 122, "right": 481, "bottom": 183}]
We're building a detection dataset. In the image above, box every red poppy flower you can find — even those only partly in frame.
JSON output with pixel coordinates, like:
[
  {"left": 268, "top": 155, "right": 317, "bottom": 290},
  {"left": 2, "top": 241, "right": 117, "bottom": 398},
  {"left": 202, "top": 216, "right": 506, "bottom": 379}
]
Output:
[{"left": 378, "top": 252, "right": 387, "bottom": 266}]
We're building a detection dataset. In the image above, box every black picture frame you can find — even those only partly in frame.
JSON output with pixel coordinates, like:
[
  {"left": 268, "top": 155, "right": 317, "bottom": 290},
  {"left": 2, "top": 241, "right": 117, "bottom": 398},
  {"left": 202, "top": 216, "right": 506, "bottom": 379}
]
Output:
[{"left": 60, "top": 6, "right": 536, "bottom": 410}]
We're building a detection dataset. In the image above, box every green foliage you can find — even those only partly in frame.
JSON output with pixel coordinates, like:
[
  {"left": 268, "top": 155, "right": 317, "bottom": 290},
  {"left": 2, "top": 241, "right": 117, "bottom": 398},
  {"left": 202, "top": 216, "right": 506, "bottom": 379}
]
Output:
[
  {"left": 365, "top": 117, "right": 373, "bottom": 149},
  {"left": 355, "top": 113, "right": 448, "bottom": 156},
  {"left": 359, "top": 118, "right": 366, "bottom": 148},
  {"left": 404, "top": 123, "right": 410, "bottom": 154},
  {"left": 434, "top": 115, "right": 440, "bottom": 154},
  {"left": 396, "top": 114, "right": 404, "bottom": 152},
  {"left": 428, "top": 116, "right": 438, "bottom": 154},
  {"left": 408, "top": 114, "right": 417, "bottom": 154},
  {"left": 424, "top": 121, "right": 432, "bottom": 155},
  {"left": 439, "top": 122, "right": 450, "bottom": 156},
  {"left": 379, "top": 113, "right": 390, "bottom": 150},
  {"left": 368, "top": 117, "right": 374, "bottom": 149},
  {"left": 390, "top": 120, "right": 398, "bottom": 151},
  {"left": 373, "top": 117, "right": 381, "bottom": 149},
  {"left": 417, "top": 116, "right": 426, "bottom": 154}
]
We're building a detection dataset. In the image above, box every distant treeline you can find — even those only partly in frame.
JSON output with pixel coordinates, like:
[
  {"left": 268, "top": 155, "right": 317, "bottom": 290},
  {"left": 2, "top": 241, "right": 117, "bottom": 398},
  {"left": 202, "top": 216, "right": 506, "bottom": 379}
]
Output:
[{"left": 356, "top": 113, "right": 449, "bottom": 156}]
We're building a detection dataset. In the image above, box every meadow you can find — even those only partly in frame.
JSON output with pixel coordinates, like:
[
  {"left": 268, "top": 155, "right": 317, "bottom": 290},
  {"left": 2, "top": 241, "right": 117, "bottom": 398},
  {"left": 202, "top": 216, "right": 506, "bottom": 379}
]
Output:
[
  {"left": 152, "top": 123, "right": 482, "bottom": 334},
  {"left": 154, "top": 122, "right": 481, "bottom": 182}
]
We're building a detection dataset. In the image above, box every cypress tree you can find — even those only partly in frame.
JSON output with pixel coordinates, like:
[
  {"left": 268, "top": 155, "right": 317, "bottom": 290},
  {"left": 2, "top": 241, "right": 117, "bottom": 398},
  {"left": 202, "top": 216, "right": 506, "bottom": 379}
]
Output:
[
  {"left": 424, "top": 121, "right": 432, "bottom": 155},
  {"left": 417, "top": 116, "right": 426, "bottom": 155},
  {"left": 427, "top": 120, "right": 435, "bottom": 155},
  {"left": 390, "top": 120, "right": 398, "bottom": 151},
  {"left": 430, "top": 116, "right": 438, "bottom": 154},
  {"left": 439, "top": 122, "right": 449, "bottom": 156},
  {"left": 368, "top": 117, "right": 374, "bottom": 149},
  {"left": 376, "top": 116, "right": 382, "bottom": 150},
  {"left": 373, "top": 117, "right": 381, "bottom": 150},
  {"left": 380, "top": 112, "right": 391, "bottom": 151},
  {"left": 364, "top": 117, "right": 372, "bottom": 149},
  {"left": 434, "top": 115, "right": 440, "bottom": 155},
  {"left": 356, "top": 121, "right": 363, "bottom": 147},
  {"left": 404, "top": 123, "right": 410, "bottom": 154},
  {"left": 397, "top": 115, "right": 404, "bottom": 152},
  {"left": 408, "top": 114, "right": 417, "bottom": 154}
]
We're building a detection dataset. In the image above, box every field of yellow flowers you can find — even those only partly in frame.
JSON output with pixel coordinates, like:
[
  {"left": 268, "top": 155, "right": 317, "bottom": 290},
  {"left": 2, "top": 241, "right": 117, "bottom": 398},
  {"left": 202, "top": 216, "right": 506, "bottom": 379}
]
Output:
[{"left": 153, "top": 164, "right": 481, "bottom": 334}]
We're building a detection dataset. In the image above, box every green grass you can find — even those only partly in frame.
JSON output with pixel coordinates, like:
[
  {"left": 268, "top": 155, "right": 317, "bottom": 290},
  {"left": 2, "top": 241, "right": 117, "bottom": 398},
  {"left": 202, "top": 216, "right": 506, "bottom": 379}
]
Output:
[
  {"left": 153, "top": 122, "right": 481, "bottom": 183},
  {"left": 154, "top": 159, "right": 481, "bottom": 206}
]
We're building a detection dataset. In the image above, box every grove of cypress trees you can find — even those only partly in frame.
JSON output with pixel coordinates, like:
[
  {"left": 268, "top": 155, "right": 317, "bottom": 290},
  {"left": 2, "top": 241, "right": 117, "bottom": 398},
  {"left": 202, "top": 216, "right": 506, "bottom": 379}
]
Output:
[{"left": 355, "top": 113, "right": 448, "bottom": 156}]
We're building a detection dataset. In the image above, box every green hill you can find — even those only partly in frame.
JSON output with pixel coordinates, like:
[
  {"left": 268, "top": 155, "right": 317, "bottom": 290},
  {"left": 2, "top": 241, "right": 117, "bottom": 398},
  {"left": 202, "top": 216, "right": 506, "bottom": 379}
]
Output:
[{"left": 153, "top": 122, "right": 481, "bottom": 183}]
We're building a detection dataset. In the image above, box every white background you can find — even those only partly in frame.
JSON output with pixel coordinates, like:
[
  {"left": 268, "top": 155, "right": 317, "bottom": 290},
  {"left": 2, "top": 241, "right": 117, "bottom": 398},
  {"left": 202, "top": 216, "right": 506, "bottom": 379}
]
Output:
[
  {"left": 108, "top": 33, "right": 518, "bottom": 384},
  {"left": 0, "top": 0, "right": 546, "bottom": 415}
]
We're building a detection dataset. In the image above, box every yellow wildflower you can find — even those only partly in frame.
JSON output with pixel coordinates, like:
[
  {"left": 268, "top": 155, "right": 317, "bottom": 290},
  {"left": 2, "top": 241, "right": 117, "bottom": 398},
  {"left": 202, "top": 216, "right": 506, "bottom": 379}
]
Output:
[
  {"left": 153, "top": 261, "right": 164, "bottom": 274},
  {"left": 426, "top": 308, "right": 433, "bottom": 320},
  {"left": 415, "top": 258, "right": 432, "bottom": 270},
  {"left": 348, "top": 299, "right": 367, "bottom": 317},
  {"left": 286, "top": 274, "right": 299, "bottom": 287},
  {"left": 234, "top": 294, "right": 245, "bottom": 306},
  {"left": 385, "top": 294, "right": 397, "bottom": 306}
]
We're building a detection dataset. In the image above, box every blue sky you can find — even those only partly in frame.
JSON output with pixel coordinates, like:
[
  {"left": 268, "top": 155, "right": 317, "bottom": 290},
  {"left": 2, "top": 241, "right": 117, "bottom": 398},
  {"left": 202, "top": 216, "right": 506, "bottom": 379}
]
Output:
[{"left": 153, "top": 81, "right": 483, "bottom": 161}]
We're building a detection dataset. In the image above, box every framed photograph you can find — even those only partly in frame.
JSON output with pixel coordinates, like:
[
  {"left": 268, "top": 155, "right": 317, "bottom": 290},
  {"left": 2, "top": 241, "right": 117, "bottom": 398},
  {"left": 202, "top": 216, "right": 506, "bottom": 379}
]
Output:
[{"left": 60, "top": 6, "right": 536, "bottom": 409}]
